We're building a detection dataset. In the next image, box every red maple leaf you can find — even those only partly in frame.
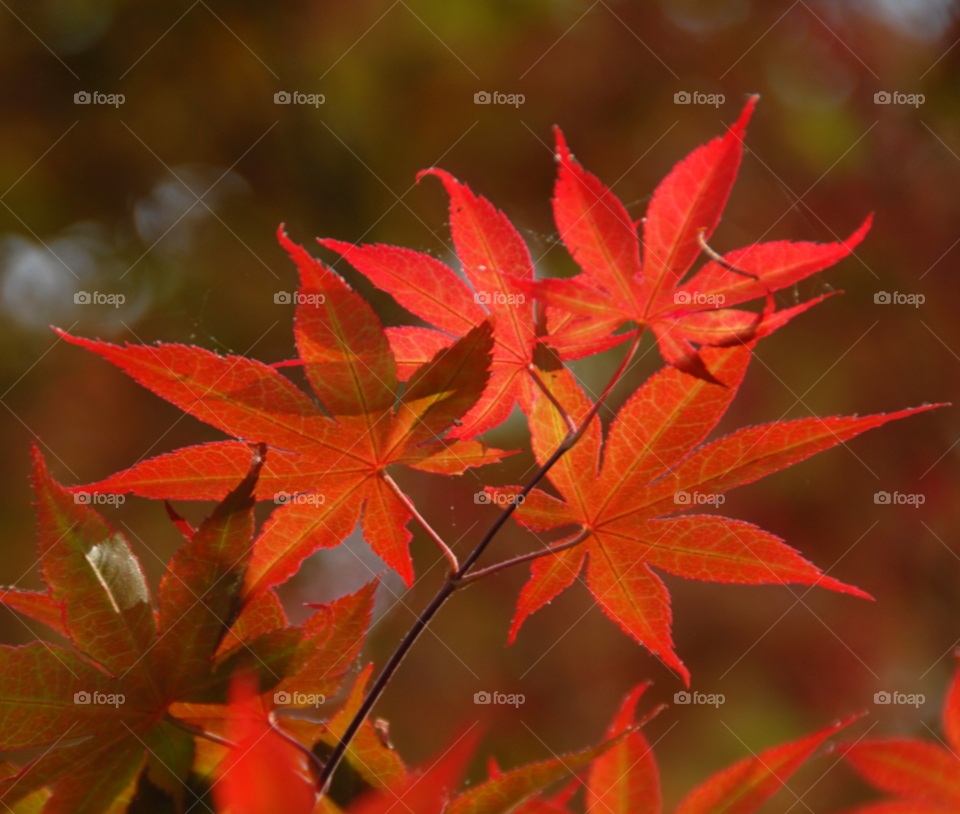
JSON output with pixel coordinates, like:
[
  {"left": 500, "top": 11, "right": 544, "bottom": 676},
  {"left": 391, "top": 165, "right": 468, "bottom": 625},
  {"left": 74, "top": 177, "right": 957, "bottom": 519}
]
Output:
[
  {"left": 58, "top": 231, "right": 505, "bottom": 593},
  {"left": 491, "top": 344, "right": 935, "bottom": 682},
  {"left": 453, "top": 683, "right": 857, "bottom": 814},
  {"left": 839, "top": 654, "right": 960, "bottom": 814},
  {"left": 213, "top": 674, "right": 316, "bottom": 814},
  {"left": 0, "top": 446, "right": 379, "bottom": 812},
  {"left": 362, "top": 719, "right": 635, "bottom": 814},
  {"left": 531, "top": 96, "right": 871, "bottom": 383},
  {"left": 319, "top": 168, "right": 546, "bottom": 439},
  {"left": 347, "top": 727, "right": 481, "bottom": 814}
]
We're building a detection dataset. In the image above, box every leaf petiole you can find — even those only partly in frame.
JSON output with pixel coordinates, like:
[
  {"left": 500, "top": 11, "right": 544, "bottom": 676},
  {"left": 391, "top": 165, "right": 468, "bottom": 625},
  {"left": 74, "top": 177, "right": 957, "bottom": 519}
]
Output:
[
  {"left": 457, "top": 528, "right": 590, "bottom": 585},
  {"left": 382, "top": 472, "right": 459, "bottom": 573},
  {"left": 164, "top": 713, "right": 237, "bottom": 750}
]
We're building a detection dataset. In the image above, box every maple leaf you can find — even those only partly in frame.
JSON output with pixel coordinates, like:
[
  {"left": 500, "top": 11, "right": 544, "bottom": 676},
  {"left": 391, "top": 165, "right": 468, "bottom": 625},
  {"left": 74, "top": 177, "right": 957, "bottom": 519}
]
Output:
[
  {"left": 314, "top": 664, "right": 408, "bottom": 792},
  {"left": 169, "top": 577, "right": 377, "bottom": 738},
  {"left": 58, "top": 229, "right": 503, "bottom": 593},
  {"left": 0, "top": 447, "right": 167, "bottom": 814},
  {"left": 586, "top": 682, "right": 661, "bottom": 814},
  {"left": 0, "top": 588, "right": 69, "bottom": 638},
  {"left": 529, "top": 96, "right": 871, "bottom": 383},
  {"left": 347, "top": 726, "right": 481, "bottom": 814},
  {"left": 0, "top": 446, "right": 377, "bottom": 814},
  {"left": 439, "top": 686, "right": 853, "bottom": 814},
  {"left": 444, "top": 734, "right": 631, "bottom": 814},
  {"left": 263, "top": 662, "right": 409, "bottom": 809},
  {"left": 345, "top": 716, "right": 635, "bottom": 814},
  {"left": 838, "top": 654, "right": 960, "bottom": 814},
  {"left": 0, "top": 763, "right": 50, "bottom": 813},
  {"left": 279, "top": 664, "right": 642, "bottom": 814},
  {"left": 213, "top": 674, "right": 316, "bottom": 814},
  {"left": 319, "top": 167, "right": 545, "bottom": 439},
  {"left": 671, "top": 714, "right": 861, "bottom": 814},
  {"left": 520, "top": 683, "right": 856, "bottom": 814},
  {"left": 672, "top": 717, "right": 861, "bottom": 814},
  {"left": 492, "top": 344, "right": 936, "bottom": 683}
]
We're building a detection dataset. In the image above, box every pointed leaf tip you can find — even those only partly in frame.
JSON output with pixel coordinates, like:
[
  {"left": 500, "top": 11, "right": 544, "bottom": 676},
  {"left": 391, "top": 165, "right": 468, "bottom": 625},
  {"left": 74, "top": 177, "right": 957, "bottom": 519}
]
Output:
[
  {"left": 553, "top": 125, "right": 570, "bottom": 161},
  {"left": 735, "top": 95, "right": 759, "bottom": 131},
  {"left": 674, "top": 713, "right": 858, "bottom": 814}
]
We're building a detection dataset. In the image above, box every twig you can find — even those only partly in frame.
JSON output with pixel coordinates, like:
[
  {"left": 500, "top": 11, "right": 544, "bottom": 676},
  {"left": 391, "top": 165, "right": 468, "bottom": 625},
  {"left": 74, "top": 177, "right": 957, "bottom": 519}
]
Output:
[
  {"left": 458, "top": 528, "right": 590, "bottom": 584},
  {"left": 316, "top": 333, "right": 643, "bottom": 795},
  {"left": 456, "top": 331, "right": 642, "bottom": 580},
  {"left": 269, "top": 713, "right": 325, "bottom": 781},
  {"left": 383, "top": 472, "right": 459, "bottom": 573},
  {"left": 164, "top": 713, "right": 237, "bottom": 750},
  {"left": 167, "top": 710, "right": 324, "bottom": 782},
  {"left": 317, "top": 583, "right": 456, "bottom": 794}
]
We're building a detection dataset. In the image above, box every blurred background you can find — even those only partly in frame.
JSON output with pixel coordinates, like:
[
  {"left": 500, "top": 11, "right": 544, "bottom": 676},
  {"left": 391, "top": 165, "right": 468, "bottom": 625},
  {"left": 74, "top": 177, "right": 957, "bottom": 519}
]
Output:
[{"left": 1, "top": 0, "right": 959, "bottom": 810}]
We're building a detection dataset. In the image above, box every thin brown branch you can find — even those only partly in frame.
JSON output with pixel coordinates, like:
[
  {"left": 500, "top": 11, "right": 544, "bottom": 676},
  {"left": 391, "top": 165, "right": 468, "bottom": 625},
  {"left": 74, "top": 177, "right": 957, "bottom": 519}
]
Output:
[
  {"left": 458, "top": 528, "right": 590, "bottom": 584},
  {"left": 382, "top": 471, "right": 459, "bottom": 573},
  {"left": 317, "top": 332, "right": 644, "bottom": 796}
]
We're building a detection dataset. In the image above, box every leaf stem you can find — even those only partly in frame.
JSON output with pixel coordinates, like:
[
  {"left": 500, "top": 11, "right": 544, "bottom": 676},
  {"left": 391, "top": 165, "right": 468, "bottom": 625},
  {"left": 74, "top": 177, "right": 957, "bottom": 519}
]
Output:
[
  {"left": 457, "top": 528, "right": 590, "bottom": 585},
  {"left": 455, "top": 331, "right": 642, "bottom": 581},
  {"left": 164, "top": 713, "right": 237, "bottom": 750},
  {"left": 382, "top": 472, "right": 459, "bottom": 573},
  {"left": 317, "top": 333, "right": 643, "bottom": 795},
  {"left": 269, "top": 713, "right": 325, "bottom": 781}
]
